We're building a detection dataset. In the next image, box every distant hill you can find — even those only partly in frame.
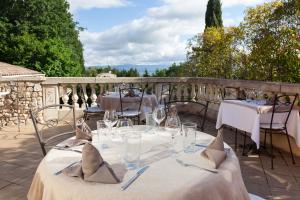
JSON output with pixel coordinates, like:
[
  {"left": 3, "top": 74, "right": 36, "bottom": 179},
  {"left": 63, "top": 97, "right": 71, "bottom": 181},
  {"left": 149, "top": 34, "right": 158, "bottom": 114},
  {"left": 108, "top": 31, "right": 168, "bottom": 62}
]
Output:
[{"left": 89, "top": 64, "right": 170, "bottom": 75}]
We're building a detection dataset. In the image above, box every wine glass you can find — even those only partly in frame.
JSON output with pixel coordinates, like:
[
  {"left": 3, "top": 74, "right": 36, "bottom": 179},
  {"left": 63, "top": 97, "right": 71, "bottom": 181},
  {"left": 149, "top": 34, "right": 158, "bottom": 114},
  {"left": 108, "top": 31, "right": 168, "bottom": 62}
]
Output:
[
  {"left": 103, "top": 110, "right": 118, "bottom": 132},
  {"left": 165, "top": 115, "right": 181, "bottom": 155},
  {"left": 152, "top": 107, "right": 166, "bottom": 128},
  {"left": 117, "top": 118, "right": 133, "bottom": 138}
]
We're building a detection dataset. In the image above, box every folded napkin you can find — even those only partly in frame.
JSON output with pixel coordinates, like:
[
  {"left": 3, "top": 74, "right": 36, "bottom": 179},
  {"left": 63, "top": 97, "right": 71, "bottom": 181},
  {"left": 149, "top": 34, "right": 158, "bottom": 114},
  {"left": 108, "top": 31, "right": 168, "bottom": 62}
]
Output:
[
  {"left": 63, "top": 143, "right": 125, "bottom": 184},
  {"left": 57, "top": 138, "right": 87, "bottom": 148},
  {"left": 76, "top": 118, "right": 92, "bottom": 141},
  {"left": 201, "top": 131, "right": 227, "bottom": 169}
]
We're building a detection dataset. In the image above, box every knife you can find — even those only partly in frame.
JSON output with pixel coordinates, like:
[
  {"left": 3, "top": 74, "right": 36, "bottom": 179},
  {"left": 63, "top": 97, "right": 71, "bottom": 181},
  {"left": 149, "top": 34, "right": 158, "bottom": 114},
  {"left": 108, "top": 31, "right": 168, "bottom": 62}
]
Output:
[
  {"left": 54, "top": 161, "right": 80, "bottom": 175},
  {"left": 121, "top": 166, "right": 150, "bottom": 191}
]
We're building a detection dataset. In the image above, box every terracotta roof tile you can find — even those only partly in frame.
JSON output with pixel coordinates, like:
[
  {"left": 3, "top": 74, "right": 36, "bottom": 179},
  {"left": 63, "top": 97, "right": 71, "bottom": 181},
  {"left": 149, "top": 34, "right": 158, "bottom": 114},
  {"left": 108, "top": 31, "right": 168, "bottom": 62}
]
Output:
[{"left": 0, "top": 62, "right": 43, "bottom": 77}]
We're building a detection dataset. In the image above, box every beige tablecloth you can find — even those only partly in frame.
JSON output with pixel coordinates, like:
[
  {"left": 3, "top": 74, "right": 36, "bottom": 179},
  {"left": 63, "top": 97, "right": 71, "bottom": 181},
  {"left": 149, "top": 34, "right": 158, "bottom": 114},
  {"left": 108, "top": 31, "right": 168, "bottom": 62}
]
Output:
[
  {"left": 28, "top": 126, "right": 250, "bottom": 200},
  {"left": 216, "top": 100, "right": 300, "bottom": 148}
]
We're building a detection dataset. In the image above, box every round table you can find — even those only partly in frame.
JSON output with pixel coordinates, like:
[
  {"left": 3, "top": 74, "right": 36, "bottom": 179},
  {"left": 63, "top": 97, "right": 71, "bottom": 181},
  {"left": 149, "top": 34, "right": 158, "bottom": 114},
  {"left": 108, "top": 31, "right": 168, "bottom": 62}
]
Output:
[{"left": 28, "top": 126, "right": 250, "bottom": 200}]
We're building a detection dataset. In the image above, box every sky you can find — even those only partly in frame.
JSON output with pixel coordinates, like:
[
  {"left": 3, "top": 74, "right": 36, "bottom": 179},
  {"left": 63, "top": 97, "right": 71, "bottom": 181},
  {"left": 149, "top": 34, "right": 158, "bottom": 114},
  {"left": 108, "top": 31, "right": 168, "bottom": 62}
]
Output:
[{"left": 67, "top": 0, "right": 273, "bottom": 67}]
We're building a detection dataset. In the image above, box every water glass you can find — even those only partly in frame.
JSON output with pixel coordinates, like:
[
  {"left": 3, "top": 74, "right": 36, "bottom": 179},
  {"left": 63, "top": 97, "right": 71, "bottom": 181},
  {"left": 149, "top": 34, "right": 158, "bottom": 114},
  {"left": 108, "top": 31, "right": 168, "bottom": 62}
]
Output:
[
  {"left": 116, "top": 118, "right": 133, "bottom": 140},
  {"left": 182, "top": 122, "right": 197, "bottom": 153},
  {"left": 96, "top": 120, "right": 109, "bottom": 149},
  {"left": 165, "top": 115, "right": 181, "bottom": 154},
  {"left": 123, "top": 131, "right": 142, "bottom": 170},
  {"left": 145, "top": 112, "right": 156, "bottom": 133}
]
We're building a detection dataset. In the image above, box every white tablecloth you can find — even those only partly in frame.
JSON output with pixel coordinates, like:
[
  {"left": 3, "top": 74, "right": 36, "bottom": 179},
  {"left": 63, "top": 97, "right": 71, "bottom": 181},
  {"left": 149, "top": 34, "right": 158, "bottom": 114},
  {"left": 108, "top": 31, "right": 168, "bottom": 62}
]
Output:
[
  {"left": 28, "top": 126, "right": 249, "bottom": 200},
  {"left": 216, "top": 100, "right": 300, "bottom": 148},
  {"left": 97, "top": 92, "right": 158, "bottom": 119}
]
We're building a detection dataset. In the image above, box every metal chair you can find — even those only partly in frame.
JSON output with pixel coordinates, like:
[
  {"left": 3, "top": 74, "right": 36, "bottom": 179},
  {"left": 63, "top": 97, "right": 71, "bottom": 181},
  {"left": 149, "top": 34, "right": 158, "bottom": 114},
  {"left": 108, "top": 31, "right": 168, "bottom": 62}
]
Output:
[
  {"left": 79, "top": 85, "right": 104, "bottom": 121},
  {"left": 260, "top": 93, "right": 298, "bottom": 169},
  {"left": 159, "top": 83, "right": 174, "bottom": 105},
  {"left": 118, "top": 87, "right": 145, "bottom": 125},
  {"left": 164, "top": 100, "right": 209, "bottom": 131},
  {"left": 29, "top": 104, "right": 76, "bottom": 156}
]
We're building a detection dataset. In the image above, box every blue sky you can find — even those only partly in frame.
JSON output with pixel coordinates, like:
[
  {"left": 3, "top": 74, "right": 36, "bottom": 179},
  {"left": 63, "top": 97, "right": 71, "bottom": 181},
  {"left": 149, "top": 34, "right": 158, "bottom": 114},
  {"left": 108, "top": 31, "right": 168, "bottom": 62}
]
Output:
[{"left": 67, "top": 0, "right": 272, "bottom": 66}]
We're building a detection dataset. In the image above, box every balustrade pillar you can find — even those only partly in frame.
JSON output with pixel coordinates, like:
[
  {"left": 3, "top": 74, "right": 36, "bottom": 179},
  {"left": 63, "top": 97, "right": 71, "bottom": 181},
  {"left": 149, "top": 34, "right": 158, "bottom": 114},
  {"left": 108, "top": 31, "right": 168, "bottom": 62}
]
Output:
[
  {"left": 81, "top": 84, "right": 88, "bottom": 107},
  {"left": 72, "top": 84, "right": 79, "bottom": 109},
  {"left": 176, "top": 85, "right": 182, "bottom": 101},
  {"left": 191, "top": 84, "right": 196, "bottom": 101},
  {"left": 90, "top": 84, "right": 98, "bottom": 107},
  {"left": 61, "top": 85, "right": 70, "bottom": 109}
]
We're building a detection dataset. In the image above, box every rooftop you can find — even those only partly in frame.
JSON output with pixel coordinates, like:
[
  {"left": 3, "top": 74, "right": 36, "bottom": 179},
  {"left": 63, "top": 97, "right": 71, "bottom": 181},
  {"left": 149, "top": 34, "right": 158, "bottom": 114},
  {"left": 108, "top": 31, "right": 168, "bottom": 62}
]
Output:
[{"left": 0, "top": 62, "right": 44, "bottom": 78}]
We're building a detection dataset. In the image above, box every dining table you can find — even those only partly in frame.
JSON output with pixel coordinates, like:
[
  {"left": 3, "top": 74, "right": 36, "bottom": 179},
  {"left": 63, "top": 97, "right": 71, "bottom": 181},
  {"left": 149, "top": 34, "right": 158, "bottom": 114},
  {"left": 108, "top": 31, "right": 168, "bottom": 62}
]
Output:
[
  {"left": 28, "top": 125, "right": 250, "bottom": 200},
  {"left": 216, "top": 99, "right": 300, "bottom": 149},
  {"left": 97, "top": 92, "right": 158, "bottom": 119}
]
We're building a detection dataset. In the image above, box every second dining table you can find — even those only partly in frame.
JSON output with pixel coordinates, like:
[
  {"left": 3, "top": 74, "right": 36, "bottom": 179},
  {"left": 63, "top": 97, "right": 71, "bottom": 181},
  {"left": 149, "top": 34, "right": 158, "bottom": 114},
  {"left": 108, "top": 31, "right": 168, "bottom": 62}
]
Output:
[
  {"left": 28, "top": 125, "right": 250, "bottom": 200},
  {"left": 97, "top": 92, "right": 158, "bottom": 119}
]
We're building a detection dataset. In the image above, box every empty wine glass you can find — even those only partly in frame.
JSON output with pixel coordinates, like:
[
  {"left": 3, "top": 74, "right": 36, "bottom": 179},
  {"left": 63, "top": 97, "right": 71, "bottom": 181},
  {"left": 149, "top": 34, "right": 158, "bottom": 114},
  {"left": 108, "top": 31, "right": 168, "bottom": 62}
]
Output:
[
  {"left": 116, "top": 118, "right": 133, "bottom": 139},
  {"left": 152, "top": 107, "right": 166, "bottom": 128},
  {"left": 165, "top": 115, "right": 181, "bottom": 155},
  {"left": 103, "top": 110, "right": 118, "bottom": 132}
]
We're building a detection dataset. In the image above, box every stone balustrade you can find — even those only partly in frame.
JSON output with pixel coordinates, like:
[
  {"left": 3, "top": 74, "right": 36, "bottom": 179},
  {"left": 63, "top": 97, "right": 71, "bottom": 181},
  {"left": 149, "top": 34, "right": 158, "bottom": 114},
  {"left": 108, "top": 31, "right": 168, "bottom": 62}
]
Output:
[{"left": 1, "top": 76, "right": 300, "bottom": 128}]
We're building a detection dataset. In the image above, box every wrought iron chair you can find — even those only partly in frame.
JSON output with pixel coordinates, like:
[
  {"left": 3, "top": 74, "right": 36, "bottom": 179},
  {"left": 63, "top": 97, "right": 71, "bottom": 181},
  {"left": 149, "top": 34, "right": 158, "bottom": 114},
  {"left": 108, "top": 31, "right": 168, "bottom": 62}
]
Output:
[
  {"left": 118, "top": 87, "right": 145, "bottom": 125},
  {"left": 164, "top": 100, "right": 209, "bottom": 131},
  {"left": 79, "top": 85, "right": 104, "bottom": 121},
  {"left": 260, "top": 93, "right": 298, "bottom": 169},
  {"left": 159, "top": 83, "right": 174, "bottom": 105},
  {"left": 29, "top": 104, "right": 76, "bottom": 156}
]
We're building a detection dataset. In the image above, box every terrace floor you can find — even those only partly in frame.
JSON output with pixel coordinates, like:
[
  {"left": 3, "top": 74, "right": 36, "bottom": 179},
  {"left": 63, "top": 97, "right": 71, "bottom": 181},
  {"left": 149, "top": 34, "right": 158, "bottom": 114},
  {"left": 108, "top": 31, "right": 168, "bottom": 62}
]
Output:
[{"left": 1, "top": 117, "right": 300, "bottom": 200}]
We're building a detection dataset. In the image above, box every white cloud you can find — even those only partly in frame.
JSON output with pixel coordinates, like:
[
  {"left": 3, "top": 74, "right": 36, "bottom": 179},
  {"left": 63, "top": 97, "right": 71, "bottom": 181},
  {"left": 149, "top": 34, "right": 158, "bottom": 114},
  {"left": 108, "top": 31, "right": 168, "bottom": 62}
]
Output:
[
  {"left": 74, "top": 0, "right": 271, "bottom": 66},
  {"left": 67, "top": 0, "right": 129, "bottom": 12},
  {"left": 222, "top": 0, "right": 273, "bottom": 8}
]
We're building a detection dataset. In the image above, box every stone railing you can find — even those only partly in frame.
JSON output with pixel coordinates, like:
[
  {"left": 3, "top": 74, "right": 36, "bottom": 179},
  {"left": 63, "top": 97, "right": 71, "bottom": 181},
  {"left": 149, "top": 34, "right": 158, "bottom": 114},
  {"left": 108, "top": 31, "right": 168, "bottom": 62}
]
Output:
[
  {"left": 1, "top": 76, "right": 300, "bottom": 128},
  {"left": 42, "top": 77, "right": 300, "bottom": 119}
]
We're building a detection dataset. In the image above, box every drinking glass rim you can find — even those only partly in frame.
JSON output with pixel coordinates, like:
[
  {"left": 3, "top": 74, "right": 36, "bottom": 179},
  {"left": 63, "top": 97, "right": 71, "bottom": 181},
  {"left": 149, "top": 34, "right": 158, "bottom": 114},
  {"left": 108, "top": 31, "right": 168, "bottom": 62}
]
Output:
[{"left": 182, "top": 122, "right": 197, "bottom": 127}]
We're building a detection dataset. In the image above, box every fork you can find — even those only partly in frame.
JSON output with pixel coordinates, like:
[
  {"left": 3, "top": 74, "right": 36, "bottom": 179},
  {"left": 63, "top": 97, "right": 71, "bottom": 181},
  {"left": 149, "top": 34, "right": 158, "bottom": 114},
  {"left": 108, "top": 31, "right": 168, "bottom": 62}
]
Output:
[{"left": 175, "top": 159, "right": 218, "bottom": 173}]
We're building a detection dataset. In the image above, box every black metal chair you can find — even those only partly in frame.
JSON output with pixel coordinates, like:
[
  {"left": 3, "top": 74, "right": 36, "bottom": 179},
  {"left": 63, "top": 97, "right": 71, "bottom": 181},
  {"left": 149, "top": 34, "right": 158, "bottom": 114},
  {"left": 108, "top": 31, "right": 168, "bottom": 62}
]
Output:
[
  {"left": 29, "top": 104, "right": 76, "bottom": 156},
  {"left": 118, "top": 87, "right": 145, "bottom": 125},
  {"left": 79, "top": 85, "right": 104, "bottom": 121},
  {"left": 260, "top": 93, "right": 298, "bottom": 169},
  {"left": 164, "top": 100, "right": 209, "bottom": 131},
  {"left": 159, "top": 83, "right": 174, "bottom": 105}
]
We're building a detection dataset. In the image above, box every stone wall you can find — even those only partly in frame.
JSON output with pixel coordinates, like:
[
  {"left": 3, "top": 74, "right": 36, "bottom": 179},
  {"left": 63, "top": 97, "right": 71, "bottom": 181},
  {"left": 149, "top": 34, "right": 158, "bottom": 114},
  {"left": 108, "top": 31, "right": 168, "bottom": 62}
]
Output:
[{"left": 0, "top": 81, "right": 43, "bottom": 128}]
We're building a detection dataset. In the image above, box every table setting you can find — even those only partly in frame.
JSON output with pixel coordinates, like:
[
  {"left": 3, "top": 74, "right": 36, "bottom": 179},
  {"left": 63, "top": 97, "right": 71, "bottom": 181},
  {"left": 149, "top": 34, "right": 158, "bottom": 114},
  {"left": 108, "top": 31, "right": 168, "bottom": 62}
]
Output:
[
  {"left": 28, "top": 106, "right": 250, "bottom": 200},
  {"left": 216, "top": 99, "right": 300, "bottom": 148}
]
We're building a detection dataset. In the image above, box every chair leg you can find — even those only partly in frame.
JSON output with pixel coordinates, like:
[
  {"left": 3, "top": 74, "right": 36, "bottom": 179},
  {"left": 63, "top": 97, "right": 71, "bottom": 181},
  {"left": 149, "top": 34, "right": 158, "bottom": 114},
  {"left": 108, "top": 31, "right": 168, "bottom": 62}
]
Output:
[
  {"left": 137, "top": 116, "right": 140, "bottom": 125},
  {"left": 242, "top": 131, "right": 247, "bottom": 156},
  {"left": 270, "top": 130, "right": 274, "bottom": 170},
  {"left": 263, "top": 130, "right": 267, "bottom": 149},
  {"left": 285, "top": 129, "right": 295, "bottom": 164},
  {"left": 235, "top": 128, "right": 238, "bottom": 152}
]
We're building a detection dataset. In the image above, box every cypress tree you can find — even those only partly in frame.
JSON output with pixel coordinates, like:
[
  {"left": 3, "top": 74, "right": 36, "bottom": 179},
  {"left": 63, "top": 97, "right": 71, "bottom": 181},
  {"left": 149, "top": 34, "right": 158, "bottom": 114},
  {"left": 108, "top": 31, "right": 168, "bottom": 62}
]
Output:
[{"left": 205, "top": 0, "right": 223, "bottom": 28}]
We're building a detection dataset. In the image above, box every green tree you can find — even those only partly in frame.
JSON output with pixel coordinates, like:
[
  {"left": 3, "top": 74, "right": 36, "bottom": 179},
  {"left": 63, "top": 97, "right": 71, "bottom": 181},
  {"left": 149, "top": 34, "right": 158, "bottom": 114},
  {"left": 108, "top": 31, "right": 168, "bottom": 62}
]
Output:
[
  {"left": 143, "top": 69, "right": 150, "bottom": 77},
  {"left": 205, "top": 0, "right": 223, "bottom": 28},
  {"left": 240, "top": 0, "right": 300, "bottom": 82},
  {"left": 0, "top": 0, "right": 84, "bottom": 76}
]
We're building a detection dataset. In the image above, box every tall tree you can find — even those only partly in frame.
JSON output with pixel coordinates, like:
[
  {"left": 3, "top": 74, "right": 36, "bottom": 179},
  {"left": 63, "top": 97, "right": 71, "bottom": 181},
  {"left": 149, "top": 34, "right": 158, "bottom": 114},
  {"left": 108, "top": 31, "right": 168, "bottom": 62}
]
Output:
[
  {"left": 205, "top": 0, "right": 223, "bottom": 28},
  {"left": 0, "top": 0, "right": 84, "bottom": 76}
]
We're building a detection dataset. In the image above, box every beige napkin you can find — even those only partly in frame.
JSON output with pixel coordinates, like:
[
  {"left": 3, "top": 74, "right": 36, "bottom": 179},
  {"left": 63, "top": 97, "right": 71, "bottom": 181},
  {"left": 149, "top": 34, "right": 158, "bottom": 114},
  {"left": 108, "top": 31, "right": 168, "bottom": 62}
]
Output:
[
  {"left": 201, "top": 131, "right": 227, "bottom": 169},
  {"left": 58, "top": 138, "right": 88, "bottom": 148},
  {"left": 63, "top": 143, "right": 125, "bottom": 184},
  {"left": 76, "top": 118, "right": 92, "bottom": 141}
]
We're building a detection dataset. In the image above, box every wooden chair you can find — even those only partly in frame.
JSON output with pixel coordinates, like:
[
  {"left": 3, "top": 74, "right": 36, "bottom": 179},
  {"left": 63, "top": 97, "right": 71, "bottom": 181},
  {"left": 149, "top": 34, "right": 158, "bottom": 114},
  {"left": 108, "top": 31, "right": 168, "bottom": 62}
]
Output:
[
  {"left": 29, "top": 104, "right": 76, "bottom": 156},
  {"left": 164, "top": 100, "right": 209, "bottom": 131},
  {"left": 260, "top": 93, "right": 298, "bottom": 169},
  {"left": 118, "top": 87, "right": 145, "bottom": 125}
]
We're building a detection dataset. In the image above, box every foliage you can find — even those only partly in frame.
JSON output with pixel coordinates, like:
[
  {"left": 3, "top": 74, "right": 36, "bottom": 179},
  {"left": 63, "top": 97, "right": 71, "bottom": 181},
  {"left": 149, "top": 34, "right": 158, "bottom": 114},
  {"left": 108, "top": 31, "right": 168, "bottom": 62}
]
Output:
[
  {"left": 0, "top": 0, "right": 84, "bottom": 76},
  {"left": 152, "top": 63, "right": 186, "bottom": 77},
  {"left": 239, "top": 0, "right": 300, "bottom": 82},
  {"left": 205, "top": 0, "right": 223, "bottom": 28},
  {"left": 186, "top": 0, "right": 299, "bottom": 83},
  {"left": 187, "top": 27, "right": 244, "bottom": 78}
]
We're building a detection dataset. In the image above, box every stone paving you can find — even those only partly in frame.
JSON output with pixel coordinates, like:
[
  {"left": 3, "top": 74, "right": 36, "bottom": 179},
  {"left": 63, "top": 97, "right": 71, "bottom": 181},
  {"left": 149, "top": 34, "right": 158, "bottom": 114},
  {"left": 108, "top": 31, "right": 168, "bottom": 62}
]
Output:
[{"left": 1, "top": 117, "right": 300, "bottom": 200}]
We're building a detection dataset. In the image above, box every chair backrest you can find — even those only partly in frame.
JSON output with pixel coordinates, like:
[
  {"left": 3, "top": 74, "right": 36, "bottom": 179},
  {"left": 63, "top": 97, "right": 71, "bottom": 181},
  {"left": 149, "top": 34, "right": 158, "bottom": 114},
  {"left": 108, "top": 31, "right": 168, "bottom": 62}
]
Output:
[
  {"left": 119, "top": 87, "right": 145, "bottom": 115},
  {"left": 79, "top": 85, "right": 89, "bottom": 110},
  {"left": 269, "top": 93, "right": 298, "bottom": 129},
  {"left": 160, "top": 84, "right": 174, "bottom": 104},
  {"left": 29, "top": 104, "right": 76, "bottom": 156},
  {"left": 164, "top": 100, "right": 209, "bottom": 131}
]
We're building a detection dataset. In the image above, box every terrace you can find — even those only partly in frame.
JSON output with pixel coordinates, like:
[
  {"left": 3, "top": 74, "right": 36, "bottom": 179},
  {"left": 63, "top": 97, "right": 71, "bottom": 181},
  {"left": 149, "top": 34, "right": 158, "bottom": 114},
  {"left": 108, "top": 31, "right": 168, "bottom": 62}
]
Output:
[{"left": 1, "top": 75, "right": 300, "bottom": 200}]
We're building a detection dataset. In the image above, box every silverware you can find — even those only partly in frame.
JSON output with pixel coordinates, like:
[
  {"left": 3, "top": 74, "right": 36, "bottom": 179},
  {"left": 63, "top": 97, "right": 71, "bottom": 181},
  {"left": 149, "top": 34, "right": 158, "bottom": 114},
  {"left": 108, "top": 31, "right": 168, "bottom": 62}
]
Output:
[
  {"left": 54, "top": 161, "right": 80, "bottom": 175},
  {"left": 175, "top": 159, "right": 218, "bottom": 173},
  {"left": 53, "top": 147, "right": 82, "bottom": 153},
  {"left": 121, "top": 166, "right": 150, "bottom": 191}
]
